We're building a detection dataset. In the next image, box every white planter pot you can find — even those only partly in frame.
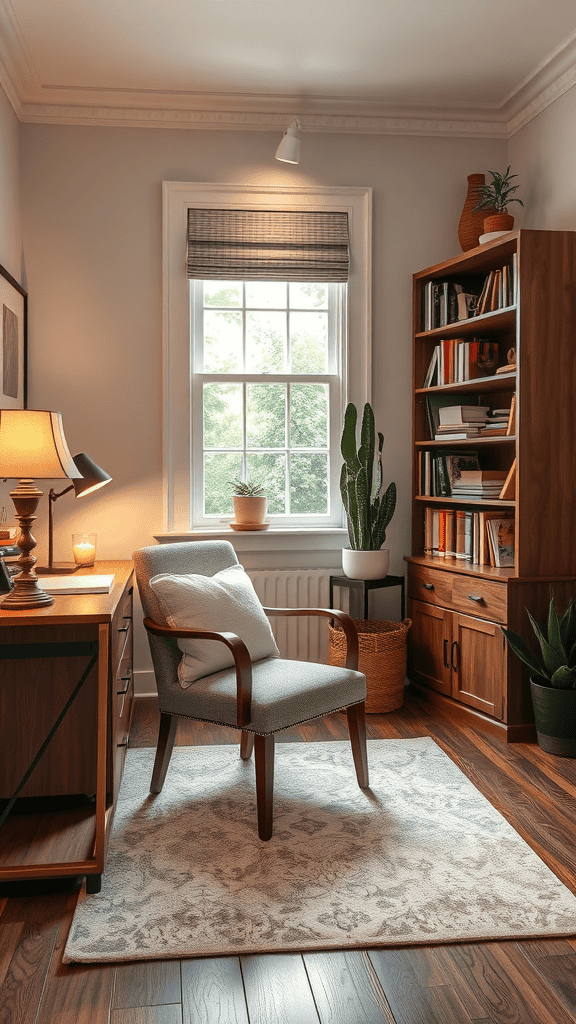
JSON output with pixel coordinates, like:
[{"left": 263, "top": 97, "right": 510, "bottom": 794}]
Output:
[{"left": 342, "top": 548, "right": 390, "bottom": 581}]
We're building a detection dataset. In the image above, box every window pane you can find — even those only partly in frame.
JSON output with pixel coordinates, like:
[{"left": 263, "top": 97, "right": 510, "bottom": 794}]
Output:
[
  {"left": 291, "top": 453, "right": 329, "bottom": 514},
  {"left": 290, "top": 311, "right": 328, "bottom": 372},
  {"left": 290, "top": 384, "right": 328, "bottom": 448},
  {"left": 204, "top": 452, "right": 242, "bottom": 515},
  {"left": 203, "top": 281, "right": 242, "bottom": 307},
  {"left": 247, "top": 384, "right": 286, "bottom": 448},
  {"left": 246, "top": 311, "right": 285, "bottom": 372},
  {"left": 246, "top": 281, "right": 287, "bottom": 309},
  {"left": 203, "top": 310, "right": 242, "bottom": 372},
  {"left": 203, "top": 383, "right": 242, "bottom": 448},
  {"left": 247, "top": 453, "right": 286, "bottom": 514},
  {"left": 289, "top": 282, "right": 328, "bottom": 309}
]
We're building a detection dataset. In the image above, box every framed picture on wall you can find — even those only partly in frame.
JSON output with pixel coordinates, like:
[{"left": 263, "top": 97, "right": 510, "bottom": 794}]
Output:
[{"left": 0, "top": 262, "right": 27, "bottom": 409}]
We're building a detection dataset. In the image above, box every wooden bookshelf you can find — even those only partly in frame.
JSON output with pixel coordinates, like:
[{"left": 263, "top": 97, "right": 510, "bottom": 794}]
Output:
[{"left": 406, "top": 230, "right": 576, "bottom": 741}]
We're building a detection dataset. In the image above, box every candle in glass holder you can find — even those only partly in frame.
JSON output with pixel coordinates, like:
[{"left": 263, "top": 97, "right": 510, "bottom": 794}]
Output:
[{"left": 72, "top": 532, "right": 97, "bottom": 566}]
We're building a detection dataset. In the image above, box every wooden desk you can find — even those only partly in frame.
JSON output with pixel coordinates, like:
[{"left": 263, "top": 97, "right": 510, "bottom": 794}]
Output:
[{"left": 0, "top": 561, "right": 134, "bottom": 893}]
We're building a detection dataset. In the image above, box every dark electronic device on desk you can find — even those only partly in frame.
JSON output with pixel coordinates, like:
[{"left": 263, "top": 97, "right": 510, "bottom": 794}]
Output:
[{"left": 0, "top": 557, "right": 14, "bottom": 592}]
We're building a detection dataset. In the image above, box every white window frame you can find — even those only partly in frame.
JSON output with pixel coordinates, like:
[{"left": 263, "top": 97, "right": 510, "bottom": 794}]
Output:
[{"left": 162, "top": 182, "right": 372, "bottom": 537}]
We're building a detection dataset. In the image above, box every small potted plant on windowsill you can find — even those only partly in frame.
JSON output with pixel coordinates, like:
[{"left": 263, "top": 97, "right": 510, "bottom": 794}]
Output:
[
  {"left": 340, "top": 402, "right": 396, "bottom": 580},
  {"left": 474, "top": 166, "right": 524, "bottom": 241},
  {"left": 229, "top": 476, "right": 268, "bottom": 531},
  {"left": 502, "top": 596, "right": 576, "bottom": 757}
]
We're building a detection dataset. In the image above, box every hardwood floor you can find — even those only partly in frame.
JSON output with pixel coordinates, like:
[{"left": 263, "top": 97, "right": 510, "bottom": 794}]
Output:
[{"left": 2, "top": 690, "right": 576, "bottom": 1023}]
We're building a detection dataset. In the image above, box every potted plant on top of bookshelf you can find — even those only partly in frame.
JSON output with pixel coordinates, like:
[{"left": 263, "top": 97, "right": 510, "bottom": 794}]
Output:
[
  {"left": 474, "top": 166, "right": 524, "bottom": 243},
  {"left": 502, "top": 596, "right": 576, "bottom": 756},
  {"left": 229, "top": 476, "right": 268, "bottom": 531},
  {"left": 340, "top": 402, "right": 396, "bottom": 580}
]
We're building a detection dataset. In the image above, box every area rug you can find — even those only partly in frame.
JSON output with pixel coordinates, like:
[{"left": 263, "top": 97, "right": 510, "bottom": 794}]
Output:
[{"left": 64, "top": 737, "right": 576, "bottom": 963}]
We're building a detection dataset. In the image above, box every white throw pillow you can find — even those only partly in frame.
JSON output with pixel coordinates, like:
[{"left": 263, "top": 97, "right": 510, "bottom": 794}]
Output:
[{"left": 149, "top": 563, "right": 280, "bottom": 687}]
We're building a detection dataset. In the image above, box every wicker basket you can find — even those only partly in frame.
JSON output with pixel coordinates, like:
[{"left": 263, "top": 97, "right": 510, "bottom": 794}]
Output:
[{"left": 328, "top": 618, "right": 411, "bottom": 713}]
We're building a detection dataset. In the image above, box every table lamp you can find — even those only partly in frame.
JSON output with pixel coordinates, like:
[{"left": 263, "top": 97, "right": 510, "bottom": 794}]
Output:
[
  {"left": 35, "top": 452, "right": 112, "bottom": 574},
  {"left": 0, "top": 409, "right": 82, "bottom": 608}
]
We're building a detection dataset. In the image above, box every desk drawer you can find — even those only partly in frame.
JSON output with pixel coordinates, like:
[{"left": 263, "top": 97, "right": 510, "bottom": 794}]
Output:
[
  {"left": 407, "top": 564, "right": 452, "bottom": 608},
  {"left": 112, "top": 586, "right": 133, "bottom": 667},
  {"left": 451, "top": 576, "right": 507, "bottom": 623}
]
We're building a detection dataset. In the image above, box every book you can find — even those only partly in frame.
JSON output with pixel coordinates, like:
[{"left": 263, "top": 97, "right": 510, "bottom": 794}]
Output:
[
  {"left": 499, "top": 459, "right": 517, "bottom": 500},
  {"left": 486, "top": 518, "right": 515, "bottom": 567},
  {"left": 455, "top": 470, "right": 507, "bottom": 484},
  {"left": 423, "top": 346, "right": 439, "bottom": 387},
  {"left": 38, "top": 574, "right": 115, "bottom": 595},
  {"left": 506, "top": 393, "right": 517, "bottom": 435},
  {"left": 435, "top": 430, "right": 482, "bottom": 440},
  {"left": 438, "top": 405, "right": 490, "bottom": 425}
]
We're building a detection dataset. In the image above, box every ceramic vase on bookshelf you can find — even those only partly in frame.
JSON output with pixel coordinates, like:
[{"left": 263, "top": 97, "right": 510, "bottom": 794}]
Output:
[{"left": 457, "top": 174, "right": 496, "bottom": 252}]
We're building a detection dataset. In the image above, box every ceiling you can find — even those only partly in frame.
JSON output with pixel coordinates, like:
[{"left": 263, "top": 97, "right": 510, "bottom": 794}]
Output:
[{"left": 1, "top": 0, "right": 576, "bottom": 137}]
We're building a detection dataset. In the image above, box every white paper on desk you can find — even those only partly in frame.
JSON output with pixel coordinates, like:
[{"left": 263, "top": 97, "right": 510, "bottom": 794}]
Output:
[{"left": 39, "top": 575, "right": 115, "bottom": 594}]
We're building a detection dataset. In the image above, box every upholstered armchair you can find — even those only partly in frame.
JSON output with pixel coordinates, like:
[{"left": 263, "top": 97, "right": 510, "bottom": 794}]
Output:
[{"left": 133, "top": 541, "right": 369, "bottom": 840}]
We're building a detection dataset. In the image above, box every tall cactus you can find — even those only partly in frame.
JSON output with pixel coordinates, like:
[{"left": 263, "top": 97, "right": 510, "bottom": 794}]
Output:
[{"left": 340, "top": 403, "right": 396, "bottom": 550}]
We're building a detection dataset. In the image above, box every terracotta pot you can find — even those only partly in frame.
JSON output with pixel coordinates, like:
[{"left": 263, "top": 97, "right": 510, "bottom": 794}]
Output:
[
  {"left": 232, "top": 495, "right": 267, "bottom": 525},
  {"left": 483, "top": 213, "right": 515, "bottom": 235},
  {"left": 457, "top": 174, "right": 497, "bottom": 252}
]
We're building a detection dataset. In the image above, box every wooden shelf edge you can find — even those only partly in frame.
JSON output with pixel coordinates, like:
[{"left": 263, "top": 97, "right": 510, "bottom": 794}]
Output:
[{"left": 415, "top": 496, "right": 515, "bottom": 508}]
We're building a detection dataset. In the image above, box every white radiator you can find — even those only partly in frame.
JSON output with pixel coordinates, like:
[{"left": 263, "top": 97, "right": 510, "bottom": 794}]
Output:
[{"left": 247, "top": 569, "right": 341, "bottom": 663}]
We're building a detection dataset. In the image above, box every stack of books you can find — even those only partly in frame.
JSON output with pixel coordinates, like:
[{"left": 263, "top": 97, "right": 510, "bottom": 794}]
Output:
[
  {"left": 451, "top": 469, "right": 508, "bottom": 499},
  {"left": 435, "top": 404, "right": 490, "bottom": 440}
]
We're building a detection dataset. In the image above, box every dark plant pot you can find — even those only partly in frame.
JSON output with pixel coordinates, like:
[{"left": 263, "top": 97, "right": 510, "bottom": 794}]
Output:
[{"left": 530, "top": 678, "right": 576, "bottom": 756}]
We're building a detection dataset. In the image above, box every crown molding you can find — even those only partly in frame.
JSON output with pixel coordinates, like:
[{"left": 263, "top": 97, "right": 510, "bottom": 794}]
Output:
[{"left": 1, "top": 4, "right": 575, "bottom": 139}]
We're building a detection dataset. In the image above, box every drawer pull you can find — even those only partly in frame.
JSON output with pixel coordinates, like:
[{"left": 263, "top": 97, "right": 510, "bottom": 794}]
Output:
[
  {"left": 443, "top": 638, "right": 449, "bottom": 669},
  {"left": 468, "top": 594, "right": 485, "bottom": 604},
  {"left": 117, "top": 740, "right": 129, "bottom": 748},
  {"left": 451, "top": 640, "right": 459, "bottom": 671},
  {"left": 117, "top": 675, "right": 131, "bottom": 696},
  {"left": 421, "top": 582, "right": 435, "bottom": 591},
  {"left": 118, "top": 625, "right": 129, "bottom": 633}
]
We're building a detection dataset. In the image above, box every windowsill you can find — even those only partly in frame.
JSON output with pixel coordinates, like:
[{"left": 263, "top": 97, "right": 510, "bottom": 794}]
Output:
[{"left": 153, "top": 527, "right": 348, "bottom": 552}]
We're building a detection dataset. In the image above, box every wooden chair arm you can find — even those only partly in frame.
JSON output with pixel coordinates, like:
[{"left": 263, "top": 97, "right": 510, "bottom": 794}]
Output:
[
  {"left": 143, "top": 617, "right": 252, "bottom": 728},
  {"left": 262, "top": 607, "right": 359, "bottom": 671}
]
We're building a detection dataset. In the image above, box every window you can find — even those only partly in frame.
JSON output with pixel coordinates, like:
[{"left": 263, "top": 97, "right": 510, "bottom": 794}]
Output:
[
  {"left": 192, "top": 278, "right": 343, "bottom": 525},
  {"left": 162, "top": 183, "right": 372, "bottom": 537}
]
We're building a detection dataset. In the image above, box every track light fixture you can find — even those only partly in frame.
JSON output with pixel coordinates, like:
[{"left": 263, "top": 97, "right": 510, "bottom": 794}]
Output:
[{"left": 275, "top": 119, "right": 301, "bottom": 164}]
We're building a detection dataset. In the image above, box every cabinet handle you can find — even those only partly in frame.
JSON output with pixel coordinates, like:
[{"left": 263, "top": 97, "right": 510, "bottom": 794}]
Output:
[
  {"left": 421, "top": 582, "right": 435, "bottom": 591},
  {"left": 443, "top": 638, "right": 449, "bottom": 668},
  {"left": 451, "top": 640, "right": 459, "bottom": 671},
  {"left": 468, "top": 594, "right": 485, "bottom": 604},
  {"left": 117, "top": 675, "right": 131, "bottom": 695},
  {"left": 118, "top": 625, "right": 129, "bottom": 633},
  {"left": 117, "top": 740, "right": 129, "bottom": 748}
]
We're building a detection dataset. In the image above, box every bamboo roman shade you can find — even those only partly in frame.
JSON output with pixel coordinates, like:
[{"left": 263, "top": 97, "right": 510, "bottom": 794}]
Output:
[{"left": 187, "top": 208, "right": 349, "bottom": 282}]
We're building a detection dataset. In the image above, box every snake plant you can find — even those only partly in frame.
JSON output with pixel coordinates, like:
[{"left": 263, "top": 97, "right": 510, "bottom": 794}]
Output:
[
  {"left": 502, "top": 596, "right": 576, "bottom": 689},
  {"left": 340, "top": 402, "right": 396, "bottom": 550}
]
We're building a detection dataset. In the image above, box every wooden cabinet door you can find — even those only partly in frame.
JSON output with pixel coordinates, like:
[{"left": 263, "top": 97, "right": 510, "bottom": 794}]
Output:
[
  {"left": 409, "top": 599, "right": 452, "bottom": 696},
  {"left": 451, "top": 612, "right": 505, "bottom": 719}
]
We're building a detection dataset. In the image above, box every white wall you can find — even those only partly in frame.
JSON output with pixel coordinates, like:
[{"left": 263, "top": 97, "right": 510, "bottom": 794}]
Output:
[
  {"left": 14, "top": 124, "right": 508, "bottom": 686},
  {"left": 0, "top": 87, "right": 22, "bottom": 286},
  {"left": 508, "top": 87, "right": 576, "bottom": 231}
]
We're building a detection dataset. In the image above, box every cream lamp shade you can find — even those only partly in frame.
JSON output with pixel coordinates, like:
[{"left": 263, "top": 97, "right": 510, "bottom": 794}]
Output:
[
  {"left": 0, "top": 409, "right": 82, "bottom": 609},
  {"left": 0, "top": 409, "right": 82, "bottom": 480}
]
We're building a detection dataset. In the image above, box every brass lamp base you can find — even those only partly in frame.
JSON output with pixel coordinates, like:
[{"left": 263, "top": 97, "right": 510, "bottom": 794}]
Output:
[{"left": 0, "top": 479, "right": 54, "bottom": 609}]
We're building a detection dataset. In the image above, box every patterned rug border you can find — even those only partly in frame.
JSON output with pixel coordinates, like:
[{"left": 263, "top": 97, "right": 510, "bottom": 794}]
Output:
[{"left": 64, "top": 737, "right": 576, "bottom": 963}]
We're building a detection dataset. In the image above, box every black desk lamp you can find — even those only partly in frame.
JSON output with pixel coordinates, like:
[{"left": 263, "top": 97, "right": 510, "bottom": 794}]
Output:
[{"left": 35, "top": 452, "right": 111, "bottom": 574}]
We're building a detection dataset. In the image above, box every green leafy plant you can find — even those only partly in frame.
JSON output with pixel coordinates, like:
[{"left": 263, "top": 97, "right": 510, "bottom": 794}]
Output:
[
  {"left": 473, "top": 166, "right": 524, "bottom": 215},
  {"left": 340, "top": 402, "right": 396, "bottom": 551},
  {"left": 502, "top": 596, "right": 576, "bottom": 689},
  {"left": 229, "top": 476, "right": 265, "bottom": 497}
]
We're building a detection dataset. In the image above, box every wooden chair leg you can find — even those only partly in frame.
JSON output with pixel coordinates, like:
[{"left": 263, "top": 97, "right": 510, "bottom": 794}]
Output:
[
  {"left": 240, "top": 730, "right": 254, "bottom": 760},
  {"left": 254, "top": 733, "right": 275, "bottom": 841},
  {"left": 347, "top": 701, "right": 369, "bottom": 789},
  {"left": 150, "top": 712, "right": 178, "bottom": 794}
]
